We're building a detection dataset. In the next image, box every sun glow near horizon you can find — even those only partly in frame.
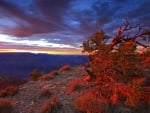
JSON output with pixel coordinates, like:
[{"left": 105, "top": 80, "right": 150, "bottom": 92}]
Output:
[
  {"left": 0, "top": 34, "right": 83, "bottom": 55},
  {"left": 0, "top": 34, "right": 148, "bottom": 55},
  {"left": 0, "top": 49, "right": 83, "bottom": 55}
]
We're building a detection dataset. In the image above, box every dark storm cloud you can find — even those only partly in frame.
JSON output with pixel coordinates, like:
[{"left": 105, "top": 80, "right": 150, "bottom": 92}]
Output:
[
  {"left": 0, "top": 0, "right": 150, "bottom": 36},
  {"left": 0, "top": 0, "right": 149, "bottom": 52},
  {"left": 0, "top": 0, "right": 73, "bottom": 37},
  {"left": 126, "top": 1, "right": 150, "bottom": 25},
  {"left": 92, "top": 0, "right": 150, "bottom": 34},
  {"left": 37, "top": 0, "right": 70, "bottom": 15}
]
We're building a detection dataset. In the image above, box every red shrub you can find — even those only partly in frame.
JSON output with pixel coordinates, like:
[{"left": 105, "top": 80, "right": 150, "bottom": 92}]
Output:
[
  {"left": 0, "top": 85, "right": 19, "bottom": 97},
  {"left": 40, "top": 70, "right": 58, "bottom": 81},
  {"left": 40, "top": 87, "right": 52, "bottom": 97},
  {"left": 59, "top": 65, "right": 70, "bottom": 73},
  {"left": 68, "top": 79, "right": 80, "bottom": 93},
  {"left": 28, "top": 68, "right": 42, "bottom": 81},
  {"left": 140, "top": 87, "right": 150, "bottom": 105},
  {"left": 75, "top": 75, "right": 150, "bottom": 113},
  {"left": 49, "top": 70, "right": 58, "bottom": 76},
  {"left": 50, "top": 96, "right": 58, "bottom": 105},
  {"left": 0, "top": 99, "right": 14, "bottom": 113},
  {"left": 83, "top": 75, "right": 91, "bottom": 82},
  {"left": 40, "top": 101, "right": 52, "bottom": 113},
  {"left": 0, "top": 76, "right": 26, "bottom": 90},
  {"left": 75, "top": 91, "right": 108, "bottom": 113},
  {"left": 40, "top": 74, "right": 52, "bottom": 81},
  {"left": 145, "top": 57, "right": 150, "bottom": 64},
  {"left": 79, "top": 21, "right": 150, "bottom": 113},
  {"left": 40, "top": 96, "right": 59, "bottom": 113}
]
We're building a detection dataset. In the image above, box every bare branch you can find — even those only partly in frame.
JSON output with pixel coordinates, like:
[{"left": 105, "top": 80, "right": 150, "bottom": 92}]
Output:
[{"left": 111, "top": 19, "right": 150, "bottom": 48}]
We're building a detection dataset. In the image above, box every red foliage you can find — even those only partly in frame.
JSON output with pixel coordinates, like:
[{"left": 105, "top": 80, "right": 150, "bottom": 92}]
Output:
[
  {"left": 49, "top": 70, "right": 58, "bottom": 76},
  {"left": 76, "top": 76, "right": 150, "bottom": 113},
  {"left": 0, "top": 85, "right": 19, "bottom": 97},
  {"left": 68, "top": 79, "right": 80, "bottom": 93},
  {"left": 40, "top": 96, "right": 59, "bottom": 113},
  {"left": 0, "top": 76, "right": 25, "bottom": 89},
  {"left": 40, "top": 70, "right": 58, "bottom": 81},
  {"left": 40, "top": 87, "right": 52, "bottom": 97},
  {"left": 0, "top": 99, "right": 14, "bottom": 113},
  {"left": 80, "top": 21, "right": 150, "bottom": 113},
  {"left": 145, "top": 57, "right": 150, "bottom": 64},
  {"left": 40, "top": 100, "right": 52, "bottom": 113},
  {"left": 83, "top": 75, "right": 91, "bottom": 82},
  {"left": 59, "top": 65, "right": 70, "bottom": 73},
  {"left": 76, "top": 90, "right": 108, "bottom": 113}
]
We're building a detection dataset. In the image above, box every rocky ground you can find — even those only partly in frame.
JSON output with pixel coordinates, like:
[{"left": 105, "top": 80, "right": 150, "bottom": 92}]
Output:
[
  {"left": 2, "top": 65, "right": 87, "bottom": 113},
  {"left": 1, "top": 65, "right": 149, "bottom": 113}
]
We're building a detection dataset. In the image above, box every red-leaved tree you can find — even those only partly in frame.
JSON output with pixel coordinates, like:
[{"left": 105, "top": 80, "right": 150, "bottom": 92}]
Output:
[{"left": 76, "top": 20, "right": 150, "bottom": 113}]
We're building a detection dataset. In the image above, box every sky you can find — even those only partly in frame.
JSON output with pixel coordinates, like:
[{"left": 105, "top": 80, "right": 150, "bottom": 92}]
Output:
[{"left": 0, "top": 0, "right": 150, "bottom": 54}]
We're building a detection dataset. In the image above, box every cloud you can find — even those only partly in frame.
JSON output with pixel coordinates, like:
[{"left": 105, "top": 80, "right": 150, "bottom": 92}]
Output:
[
  {"left": 0, "top": 34, "right": 80, "bottom": 49},
  {"left": 0, "top": 0, "right": 149, "bottom": 54},
  {"left": 0, "top": 0, "right": 73, "bottom": 37},
  {"left": 0, "top": 0, "right": 149, "bottom": 37}
]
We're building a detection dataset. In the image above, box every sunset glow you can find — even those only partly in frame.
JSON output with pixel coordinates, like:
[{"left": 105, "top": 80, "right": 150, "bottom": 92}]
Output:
[{"left": 0, "top": 48, "right": 82, "bottom": 55}]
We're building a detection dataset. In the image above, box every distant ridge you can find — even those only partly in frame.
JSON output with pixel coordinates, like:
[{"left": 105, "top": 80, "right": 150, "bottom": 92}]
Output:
[{"left": 0, "top": 53, "right": 88, "bottom": 78}]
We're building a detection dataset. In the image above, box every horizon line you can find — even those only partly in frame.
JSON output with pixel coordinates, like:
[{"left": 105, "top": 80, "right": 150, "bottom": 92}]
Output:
[{"left": 0, "top": 49, "right": 87, "bottom": 55}]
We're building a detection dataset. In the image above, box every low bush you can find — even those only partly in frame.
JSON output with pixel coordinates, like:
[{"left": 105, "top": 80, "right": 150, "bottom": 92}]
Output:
[
  {"left": 76, "top": 90, "right": 108, "bottom": 113},
  {"left": 0, "top": 76, "right": 26, "bottom": 89},
  {"left": 83, "top": 75, "right": 91, "bottom": 82},
  {"left": 40, "top": 70, "right": 58, "bottom": 81},
  {"left": 68, "top": 79, "right": 81, "bottom": 93},
  {"left": 40, "top": 96, "right": 60, "bottom": 113},
  {"left": 28, "top": 68, "right": 42, "bottom": 81},
  {"left": 0, "top": 85, "right": 19, "bottom": 97},
  {"left": 0, "top": 99, "right": 14, "bottom": 113},
  {"left": 40, "top": 87, "right": 52, "bottom": 97},
  {"left": 59, "top": 65, "right": 70, "bottom": 73}
]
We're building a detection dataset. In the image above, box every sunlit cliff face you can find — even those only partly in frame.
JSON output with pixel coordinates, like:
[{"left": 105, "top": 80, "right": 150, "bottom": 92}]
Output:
[{"left": 0, "top": 0, "right": 149, "bottom": 54}]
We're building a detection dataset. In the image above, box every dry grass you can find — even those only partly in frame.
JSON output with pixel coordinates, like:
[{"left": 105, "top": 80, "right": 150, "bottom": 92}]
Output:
[
  {"left": 0, "top": 76, "right": 26, "bottom": 89},
  {"left": 0, "top": 85, "right": 19, "bottom": 97},
  {"left": 75, "top": 90, "right": 108, "bottom": 113},
  {"left": 83, "top": 75, "right": 91, "bottom": 82},
  {"left": 40, "top": 87, "right": 52, "bottom": 97},
  {"left": 68, "top": 79, "right": 80, "bottom": 93},
  {"left": 0, "top": 99, "right": 14, "bottom": 113},
  {"left": 145, "top": 57, "right": 150, "bottom": 64},
  {"left": 40, "top": 96, "right": 59, "bottom": 113},
  {"left": 40, "top": 70, "right": 58, "bottom": 81},
  {"left": 59, "top": 65, "right": 70, "bottom": 73}
]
